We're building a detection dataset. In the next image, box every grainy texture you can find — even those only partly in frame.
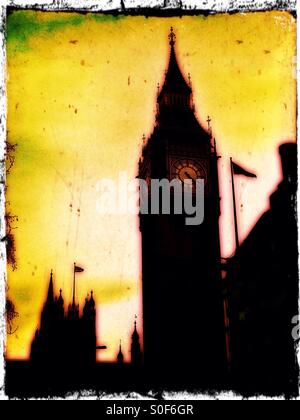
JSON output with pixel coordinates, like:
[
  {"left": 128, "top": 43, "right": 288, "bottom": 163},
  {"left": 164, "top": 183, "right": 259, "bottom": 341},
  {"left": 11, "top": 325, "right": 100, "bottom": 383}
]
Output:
[{"left": 0, "top": 4, "right": 7, "bottom": 402}]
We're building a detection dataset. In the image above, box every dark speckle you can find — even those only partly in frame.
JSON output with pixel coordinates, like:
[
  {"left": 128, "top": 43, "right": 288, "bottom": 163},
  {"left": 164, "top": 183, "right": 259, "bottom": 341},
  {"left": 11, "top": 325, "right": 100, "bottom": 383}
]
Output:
[
  {"left": 264, "top": 50, "right": 271, "bottom": 54},
  {"left": 70, "top": 40, "right": 78, "bottom": 45},
  {"left": 236, "top": 40, "right": 243, "bottom": 44}
]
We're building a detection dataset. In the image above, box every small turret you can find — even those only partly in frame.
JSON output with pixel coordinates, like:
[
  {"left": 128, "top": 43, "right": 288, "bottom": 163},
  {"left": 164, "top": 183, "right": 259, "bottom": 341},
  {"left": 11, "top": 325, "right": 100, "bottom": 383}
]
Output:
[
  {"left": 131, "top": 316, "right": 143, "bottom": 367},
  {"left": 56, "top": 289, "right": 64, "bottom": 319},
  {"left": 82, "top": 291, "right": 96, "bottom": 321},
  {"left": 89, "top": 290, "right": 95, "bottom": 307},
  {"left": 117, "top": 340, "right": 124, "bottom": 365}
]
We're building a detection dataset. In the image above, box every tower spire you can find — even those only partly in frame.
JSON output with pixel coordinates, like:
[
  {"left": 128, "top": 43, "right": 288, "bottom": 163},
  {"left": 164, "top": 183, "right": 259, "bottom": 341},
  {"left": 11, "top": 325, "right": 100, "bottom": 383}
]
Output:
[
  {"left": 157, "top": 27, "right": 192, "bottom": 108},
  {"left": 134, "top": 314, "right": 138, "bottom": 331},
  {"left": 168, "top": 26, "right": 176, "bottom": 47},
  {"left": 46, "top": 270, "right": 54, "bottom": 304},
  {"left": 131, "top": 315, "right": 143, "bottom": 366},
  {"left": 117, "top": 339, "right": 124, "bottom": 365}
]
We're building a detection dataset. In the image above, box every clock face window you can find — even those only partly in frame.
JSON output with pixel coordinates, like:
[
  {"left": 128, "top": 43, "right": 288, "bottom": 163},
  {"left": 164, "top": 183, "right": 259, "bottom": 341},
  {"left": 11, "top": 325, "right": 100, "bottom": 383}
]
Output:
[{"left": 172, "top": 159, "right": 206, "bottom": 183}]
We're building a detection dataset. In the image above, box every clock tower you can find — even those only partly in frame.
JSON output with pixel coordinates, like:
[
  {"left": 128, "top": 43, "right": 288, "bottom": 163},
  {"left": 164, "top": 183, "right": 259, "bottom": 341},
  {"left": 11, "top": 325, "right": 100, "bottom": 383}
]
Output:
[{"left": 138, "top": 28, "right": 226, "bottom": 387}]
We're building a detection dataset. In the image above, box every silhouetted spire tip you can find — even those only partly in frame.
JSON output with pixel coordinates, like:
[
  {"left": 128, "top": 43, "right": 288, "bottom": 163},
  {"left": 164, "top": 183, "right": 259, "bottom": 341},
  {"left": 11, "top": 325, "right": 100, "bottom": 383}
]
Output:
[
  {"left": 168, "top": 27, "right": 176, "bottom": 47},
  {"left": 46, "top": 269, "right": 55, "bottom": 304},
  {"left": 134, "top": 315, "right": 138, "bottom": 332}
]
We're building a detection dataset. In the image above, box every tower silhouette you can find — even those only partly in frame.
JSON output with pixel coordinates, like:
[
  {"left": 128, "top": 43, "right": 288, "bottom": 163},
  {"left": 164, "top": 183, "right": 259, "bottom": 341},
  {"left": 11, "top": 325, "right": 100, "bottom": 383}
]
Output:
[
  {"left": 138, "top": 28, "right": 226, "bottom": 387},
  {"left": 131, "top": 318, "right": 143, "bottom": 367},
  {"left": 117, "top": 341, "right": 124, "bottom": 365}
]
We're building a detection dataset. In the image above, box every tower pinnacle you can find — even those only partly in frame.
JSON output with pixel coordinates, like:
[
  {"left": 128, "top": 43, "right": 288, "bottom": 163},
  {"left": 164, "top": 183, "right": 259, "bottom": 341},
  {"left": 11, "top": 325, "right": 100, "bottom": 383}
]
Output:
[
  {"left": 157, "top": 27, "right": 192, "bottom": 109},
  {"left": 117, "top": 340, "right": 124, "bottom": 365},
  {"left": 168, "top": 27, "right": 176, "bottom": 47},
  {"left": 46, "top": 270, "right": 54, "bottom": 304},
  {"left": 131, "top": 316, "right": 143, "bottom": 366}
]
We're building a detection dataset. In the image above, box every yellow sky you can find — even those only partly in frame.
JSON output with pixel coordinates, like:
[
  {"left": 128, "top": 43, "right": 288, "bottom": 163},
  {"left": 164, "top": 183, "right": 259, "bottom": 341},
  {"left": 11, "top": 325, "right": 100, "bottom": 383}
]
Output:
[{"left": 6, "top": 11, "right": 296, "bottom": 362}]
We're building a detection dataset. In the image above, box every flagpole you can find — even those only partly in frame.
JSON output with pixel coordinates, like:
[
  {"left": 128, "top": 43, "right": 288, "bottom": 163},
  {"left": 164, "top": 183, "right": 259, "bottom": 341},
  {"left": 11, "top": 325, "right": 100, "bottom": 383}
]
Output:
[
  {"left": 73, "top": 262, "right": 76, "bottom": 307},
  {"left": 230, "top": 157, "right": 239, "bottom": 251}
]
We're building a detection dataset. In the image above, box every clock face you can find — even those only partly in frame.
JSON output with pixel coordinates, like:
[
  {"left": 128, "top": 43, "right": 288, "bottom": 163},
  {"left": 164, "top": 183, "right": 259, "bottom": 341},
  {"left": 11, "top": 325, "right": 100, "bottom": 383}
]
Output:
[{"left": 172, "top": 159, "right": 207, "bottom": 183}]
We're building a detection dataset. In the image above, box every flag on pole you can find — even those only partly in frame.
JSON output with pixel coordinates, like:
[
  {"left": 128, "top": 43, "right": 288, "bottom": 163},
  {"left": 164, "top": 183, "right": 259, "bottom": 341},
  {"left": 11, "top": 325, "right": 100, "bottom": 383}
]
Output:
[
  {"left": 74, "top": 265, "right": 84, "bottom": 273},
  {"left": 72, "top": 263, "right": 84, "bottom": 307},
  {"left": 230, "top": 158, "right": 257, "bottom": 251},
  {"left": 231, "top": 161, "right": 257, "bottom": 178}
]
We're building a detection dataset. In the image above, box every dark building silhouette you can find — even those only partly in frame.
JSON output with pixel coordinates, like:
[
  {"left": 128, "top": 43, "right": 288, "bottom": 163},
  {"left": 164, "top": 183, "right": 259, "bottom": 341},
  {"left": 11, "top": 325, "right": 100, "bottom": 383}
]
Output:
[
  {"left": 138, "top": 28, "right": 227, "bottom": 387},
  {"left": 6, "top": 29, "right": 297, "bottom": 399},
  {"left": 131, "top": 319, "right": 143, "bottom": 367},
  {"left": 117, "top": 341, "right": 124, "bottom": 365},
  {"left": 30, "top": 271, "right": 97, "bottom": 372},
  {"left": 226, "top": 142, "right": 298, "bottom": 395}
]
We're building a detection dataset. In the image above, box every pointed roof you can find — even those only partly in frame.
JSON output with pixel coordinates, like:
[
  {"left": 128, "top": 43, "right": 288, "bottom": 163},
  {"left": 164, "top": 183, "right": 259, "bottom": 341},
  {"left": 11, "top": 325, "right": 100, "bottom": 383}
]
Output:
[
  {"left": 46, "top": 270, "right": 54, "bottom": 304},
  {"left": 57, "top": 288, "right": 64, "bottom": 306},
  {"left": 89, "top": 290, "right": 95, "bottom": 307},
  {"left": 132, "top": 316, "right": 140, "bottom": 340},
  {"left": 117, "top": 340, "right": 124, "bottom": 362},
  {"left": 158, "top": 27, "right": 191, "bottom": 100}
]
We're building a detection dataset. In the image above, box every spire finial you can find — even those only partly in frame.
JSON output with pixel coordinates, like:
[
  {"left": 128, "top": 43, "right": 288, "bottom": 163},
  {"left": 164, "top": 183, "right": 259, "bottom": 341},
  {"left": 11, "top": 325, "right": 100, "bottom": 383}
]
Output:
[
  {"left": 188, "top": 73, "right": 191, "bottom": 86},
  {"left": 168, "top": 27, "right": 176, "bottom": 47},
  {"left": 134, "top": 314, "right": 137, "bottom": 329}
]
